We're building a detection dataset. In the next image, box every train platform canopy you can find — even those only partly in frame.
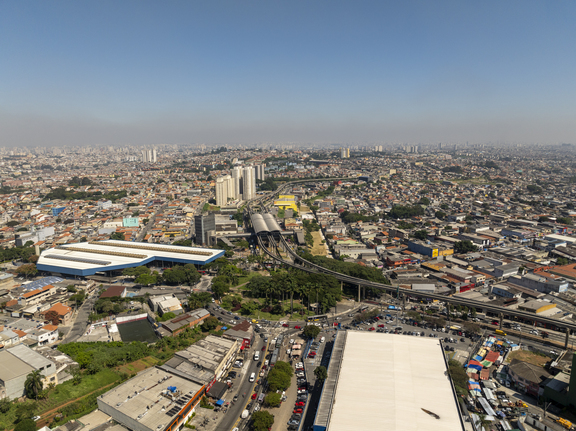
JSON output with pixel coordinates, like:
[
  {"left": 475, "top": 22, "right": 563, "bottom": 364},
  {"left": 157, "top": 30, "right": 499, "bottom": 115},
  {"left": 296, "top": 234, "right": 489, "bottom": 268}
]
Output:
[{"left": 37, "top": 240, "right": 225, "bottom": 276}]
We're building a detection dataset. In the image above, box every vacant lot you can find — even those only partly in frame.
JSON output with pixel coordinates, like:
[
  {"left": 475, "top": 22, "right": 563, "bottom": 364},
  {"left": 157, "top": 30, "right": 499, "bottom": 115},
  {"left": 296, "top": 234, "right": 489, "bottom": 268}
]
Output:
[
  {"left": 506, "top": 350, "right": 550, "bottom": 367},
  {"left": 116, "top": 356, "right": 160, "bottom": 374},
  {"left": 309, "top": 231, "right": 327, "bottom": 256}
]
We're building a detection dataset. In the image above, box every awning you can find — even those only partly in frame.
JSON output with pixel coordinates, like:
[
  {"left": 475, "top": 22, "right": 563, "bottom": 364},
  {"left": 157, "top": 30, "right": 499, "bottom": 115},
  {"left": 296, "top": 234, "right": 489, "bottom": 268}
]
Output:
[{"left": 215, "top": 399, "right": 224, "bottom": 406}]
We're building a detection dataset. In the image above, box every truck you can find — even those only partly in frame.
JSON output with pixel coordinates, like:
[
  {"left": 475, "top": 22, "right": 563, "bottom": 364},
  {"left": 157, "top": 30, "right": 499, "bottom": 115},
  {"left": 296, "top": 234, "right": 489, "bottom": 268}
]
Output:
[
  {"left": 495, "top": 329, "right": 506, "bottom": 336},
  {"left": 555, "top": 417, "right": 573, "bottom": 430}
]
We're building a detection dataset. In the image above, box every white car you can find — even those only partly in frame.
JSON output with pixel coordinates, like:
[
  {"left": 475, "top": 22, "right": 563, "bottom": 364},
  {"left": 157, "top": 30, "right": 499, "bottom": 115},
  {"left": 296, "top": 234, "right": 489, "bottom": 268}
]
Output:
[{"left": 530, "top": 330, "right": 539, "bottom": 335}]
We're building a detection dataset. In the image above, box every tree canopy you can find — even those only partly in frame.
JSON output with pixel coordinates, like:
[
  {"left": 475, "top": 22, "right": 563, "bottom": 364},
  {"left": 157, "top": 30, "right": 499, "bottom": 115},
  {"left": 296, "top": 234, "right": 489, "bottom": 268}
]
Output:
[{"left": 454, "top": 240, "right": 478, "bottom": 254}]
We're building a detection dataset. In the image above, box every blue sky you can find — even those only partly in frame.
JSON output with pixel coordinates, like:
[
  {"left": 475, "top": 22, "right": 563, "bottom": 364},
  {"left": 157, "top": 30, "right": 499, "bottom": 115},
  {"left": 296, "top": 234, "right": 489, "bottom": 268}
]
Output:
[{"left": 1, "top": 0, "right": 575, "bottom": 146}]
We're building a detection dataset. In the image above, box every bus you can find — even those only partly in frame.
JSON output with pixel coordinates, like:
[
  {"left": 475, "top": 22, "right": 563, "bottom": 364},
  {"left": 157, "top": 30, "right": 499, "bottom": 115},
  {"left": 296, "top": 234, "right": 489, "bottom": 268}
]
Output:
[{"left": 307, "top": 314, "right": 328, "bottom": 322}]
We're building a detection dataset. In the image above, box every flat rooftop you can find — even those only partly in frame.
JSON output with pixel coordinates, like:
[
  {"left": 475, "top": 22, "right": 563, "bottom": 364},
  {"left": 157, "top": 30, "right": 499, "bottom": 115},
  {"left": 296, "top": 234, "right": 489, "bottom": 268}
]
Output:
[
  {"left": 37, "top": 240, "right": 225, "bottom": 276},
  {"left": 97, "top": 367, "right": 203, "bottom": 431},
  {"left": 322, "top": 331, "right": 464, "bottom": 431}
]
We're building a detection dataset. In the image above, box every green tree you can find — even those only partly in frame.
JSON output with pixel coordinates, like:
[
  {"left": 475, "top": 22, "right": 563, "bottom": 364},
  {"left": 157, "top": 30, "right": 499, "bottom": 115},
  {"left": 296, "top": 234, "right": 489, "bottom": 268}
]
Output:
[
  {"left": 15, "top": 402, "right": 37, "bottom": 423},
  {"left": 264, "top": 392, "right": 281, "bottom": 407},
  {"left": 454, "top": 240, "right": 478, "bottom": 254},
  {"left": 15, "top": 419, "right": 37, "bottom": 431},
  {"left": 314, "top": 365, "right": 328, "bottom": 382},
  {"left": 200, "top": 316, "right": 220, "bottom": 331},
  {"left": 24, "top": 370, "right": 43, "bottom": 399},
  {"left": 0, "top": 397, "right": 11, "bottom": 413},
  {"left": 16, "top": 264, "right": 38, "bottom": 279},
  {"left": 267, "top": 361, "right": 293, "bottom": 391},
  {"left": 157, "top": 312, "right": 177, "bottom": 322},
  {"left": 135, "top": 273, "right": 157, "bottom": 286},
  {"left": 412, "top": 230, "right": 428, "bottom": 240},
  {"left": 303, "top": 325, "right": 321, "bottom": 339},
  {"left": 418, "top": 197, "right": 430, "bottom": 206},
  {"left": 435, "top": 210, "right": 446, "bottom": 220},
  {"left": 557, "top": 257, "right": 570, "bottom": 266},
  {"left": 240, "top": 301, "right": 259, "bottom": 316},
  {"left": 251, "top": 410, "right": 274, "bottom": 431},
  {"left": 110, "top": 232, "right": 125, "bottom": 240},
  {"left": 188, "top": 292, "right": 213, "bottom": 309},
  {"left": 447, "top": 359, "right": 468, "bottom": 396},
  {"left": 557, "top": 217, "right": 573, "bottom": 225}
]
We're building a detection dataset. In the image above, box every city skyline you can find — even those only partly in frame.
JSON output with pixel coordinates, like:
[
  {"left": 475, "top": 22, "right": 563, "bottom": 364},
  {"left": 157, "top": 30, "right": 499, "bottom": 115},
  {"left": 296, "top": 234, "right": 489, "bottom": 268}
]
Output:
[{"left": 1, "top": 1, "right": 575, "bottom": 146}]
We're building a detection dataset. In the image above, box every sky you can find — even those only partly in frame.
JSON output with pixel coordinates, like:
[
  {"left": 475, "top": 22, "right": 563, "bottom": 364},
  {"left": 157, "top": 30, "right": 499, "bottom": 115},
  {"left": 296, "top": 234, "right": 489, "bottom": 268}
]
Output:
[{"left": 1, "top": 0, "right": 575, "bottom": 146}]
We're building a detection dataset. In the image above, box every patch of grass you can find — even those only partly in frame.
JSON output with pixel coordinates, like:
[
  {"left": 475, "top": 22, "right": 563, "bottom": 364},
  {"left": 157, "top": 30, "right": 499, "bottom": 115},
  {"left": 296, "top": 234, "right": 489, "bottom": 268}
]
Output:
[
  {"left": 116, "top": 356, "right": 160, "bottom": 374},
  {"left": 506, "top": 350, "right": 551, "bottom": 367}
]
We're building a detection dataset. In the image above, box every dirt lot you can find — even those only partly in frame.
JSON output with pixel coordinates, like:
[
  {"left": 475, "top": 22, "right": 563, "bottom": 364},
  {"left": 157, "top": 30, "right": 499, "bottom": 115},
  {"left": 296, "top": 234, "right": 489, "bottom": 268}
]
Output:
[
  {"left": 505, "top": 350, "right": 550, "bottom": 367},
  {"left": 309, "top": 231, "right": 327, "bottom": 256},
  {"left": 116, "top": 356, "right": 160, "bottom": 374}
]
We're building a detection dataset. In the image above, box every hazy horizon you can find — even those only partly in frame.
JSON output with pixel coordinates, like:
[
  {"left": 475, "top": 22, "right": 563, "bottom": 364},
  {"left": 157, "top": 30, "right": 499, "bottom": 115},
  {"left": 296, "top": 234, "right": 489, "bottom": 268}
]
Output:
[{"left": 2, "top": 1, "right": 575, "bottom": 147}]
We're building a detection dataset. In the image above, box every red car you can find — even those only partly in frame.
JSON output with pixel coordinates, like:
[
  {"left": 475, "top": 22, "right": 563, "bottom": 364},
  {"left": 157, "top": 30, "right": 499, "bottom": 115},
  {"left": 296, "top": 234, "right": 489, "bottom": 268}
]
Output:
[
  {"left": 378, "top": 324, "right": 385, "bottom": 328},
  {"left": 334, "top": 322, "right": 338, "bottom": 326},
  {"left": 261, "top": 346, "right": 265, "bottom": 351},
  {"left": 294, "top": 325, "right": 301, "bottom": 329},
  {"left": 294, "top": 408, "right": 303, "bottom": 414},
  {"left": 295, "top": 401, "right": 305, "bottom": 407},
  {"left": 251, "top": 393, "right": 257, "bottom": 400},
  {"left": 307, "top": 353, "right": 316, "bottom": 358},
  {"left": 282, "top": 324, "right": 289, "bottom": 327},
  {"left": 491, "top": 321, "right": 499, "bottom": 326},
  {"left": 368, "top": 327, "right": 375, "bottom": 331}
]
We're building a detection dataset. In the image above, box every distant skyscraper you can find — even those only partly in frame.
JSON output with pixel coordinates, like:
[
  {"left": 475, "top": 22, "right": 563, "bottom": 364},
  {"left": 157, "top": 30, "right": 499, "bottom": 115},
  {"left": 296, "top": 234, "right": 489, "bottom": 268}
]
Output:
[
  {"left": 242, "top": 166, "right": 256, "bottom": 200},
  {"left": 141, "top": 148, "right": 157, "bottom": 163},
  {"left": 232, "top": 166, "right": 243, "bottom": 198},
  {"left": 215, "top": 175, "right": 234, "bottom": 206},
  {"left": 255, "top": 164, "right": 266, "bottom": 181},
  {"left": 340, "top": 148, "right": 350, "bottom": 158}
]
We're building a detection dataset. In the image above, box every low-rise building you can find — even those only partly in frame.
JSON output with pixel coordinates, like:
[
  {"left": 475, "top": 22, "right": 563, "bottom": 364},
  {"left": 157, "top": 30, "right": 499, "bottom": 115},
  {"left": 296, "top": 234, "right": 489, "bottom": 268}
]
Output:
[
  {"left": 97, "top": 367, "right": 204, "bottom": 431},
  {"left": 159, "top": 309, "right": 209, "bottom": 337}
]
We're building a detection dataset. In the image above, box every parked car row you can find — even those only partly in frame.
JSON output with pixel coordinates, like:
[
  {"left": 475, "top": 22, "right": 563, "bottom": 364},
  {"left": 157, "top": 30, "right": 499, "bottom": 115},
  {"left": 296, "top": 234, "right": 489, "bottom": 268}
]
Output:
[{"left": 288, "top": 362, "right": 307, "bottom": 430}]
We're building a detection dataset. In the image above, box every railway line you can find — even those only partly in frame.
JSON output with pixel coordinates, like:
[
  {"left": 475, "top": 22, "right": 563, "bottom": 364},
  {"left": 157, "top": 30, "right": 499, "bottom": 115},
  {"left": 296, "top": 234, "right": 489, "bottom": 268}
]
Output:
[{"left": 244, "top": 179, "right": 576, "bottom": 348}]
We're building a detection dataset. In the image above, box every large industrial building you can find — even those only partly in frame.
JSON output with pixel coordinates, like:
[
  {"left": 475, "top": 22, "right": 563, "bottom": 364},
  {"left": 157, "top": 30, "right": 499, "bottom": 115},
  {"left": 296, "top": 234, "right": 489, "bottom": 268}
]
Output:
[
  {"left": 313, "top": 331, "right": 464, "bottom": 431},
  {"left": 97, "top": 367, "right": 204, "bottom": 431},
  {"left": 0, "top": 344, "right": 58, "bottom": 399},
  {"left": 36, "top": 240, "right": 225, "bottom": 277}
]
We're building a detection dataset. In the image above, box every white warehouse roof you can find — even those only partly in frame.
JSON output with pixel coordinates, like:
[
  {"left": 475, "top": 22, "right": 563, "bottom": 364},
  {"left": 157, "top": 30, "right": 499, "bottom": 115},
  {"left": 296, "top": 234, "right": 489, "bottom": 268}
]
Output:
[
  {"left": 324, "top": 332, "right": 464, "bottom": 431},
  {"left": 37, "top": 240, "right": 224, "bottom": 276}
]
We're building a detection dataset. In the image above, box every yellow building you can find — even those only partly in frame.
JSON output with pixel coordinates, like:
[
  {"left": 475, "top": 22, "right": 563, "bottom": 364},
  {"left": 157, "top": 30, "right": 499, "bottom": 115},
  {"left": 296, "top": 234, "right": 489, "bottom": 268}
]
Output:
[{"left": 274, "top": 195, "right": 298, "bottom": 211}]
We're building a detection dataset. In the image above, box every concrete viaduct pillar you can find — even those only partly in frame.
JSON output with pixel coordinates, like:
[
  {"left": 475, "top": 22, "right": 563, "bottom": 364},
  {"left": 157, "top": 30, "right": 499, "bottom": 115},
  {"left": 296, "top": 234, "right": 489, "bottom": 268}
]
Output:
[
  {"left": 499, "top": 313, "right": 503, "bottom": 330},
  {"left": 358, "top": 285, "right": 361, "bottom": 303},
  {"left": 565, "top": 331, "right": 570, "bottom": 350}
]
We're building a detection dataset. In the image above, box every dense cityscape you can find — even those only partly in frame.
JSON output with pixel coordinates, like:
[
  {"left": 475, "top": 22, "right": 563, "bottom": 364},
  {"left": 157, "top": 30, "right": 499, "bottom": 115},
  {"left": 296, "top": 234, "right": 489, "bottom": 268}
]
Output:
[
  {"left": 2, "top": 1, "right": 576, "bottom": 431},
  {"left": 1, "top": 142, "right": 576, "bottom": 431}
]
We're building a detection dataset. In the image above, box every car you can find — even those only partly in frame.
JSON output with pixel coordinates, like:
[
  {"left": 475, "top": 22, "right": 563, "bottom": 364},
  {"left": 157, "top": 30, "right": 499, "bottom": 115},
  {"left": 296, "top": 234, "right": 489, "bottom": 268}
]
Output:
[
  {"left": 295, "top": 401, "right": 305, "bottom": 407},
  {"left": 297, "top": 389, "right": 307, "bottom": 394},
  {"left": 257, "top": 361, "right": 262, "bottom": 367},
  {"left": 234, "top": 316, "right": 240, "bottom": 320},
  {"left": 283, "top": 323, "right": 289, "bottom": 327},
  {"left": 32, "top": 416, "right": 41, "bottom": 422},
  {"left": 291, "top": 414, "right": 302, "bottom": 420},
  {"left": 294, "top": 408, "right": 303, "bottom": 414},
  {"left": 254, "top": 404, "right": 260, "bottom": 412},
  {"left": 261, "top": 346, "right": 265, "bottom": 351},
  {"left": 252, "top": 393, "right": 257, "bottom": 399},
  {"left": 460, "top": 338, "right": 465, "bottom": 342},
  {"left": 233, "top": 395, "right": 239, "bottom": 401},
  {"left": 287, "top": 421, "right": 300, "bottom": 426},
  {"left": 378, "top": 324, "right": 385, "bottom": 328},
  {"left": 368, "top": 327, "right": 375, "bottom": 331},
  {"left": 294, "top": 325, "right": 302, "bottom": 329}
]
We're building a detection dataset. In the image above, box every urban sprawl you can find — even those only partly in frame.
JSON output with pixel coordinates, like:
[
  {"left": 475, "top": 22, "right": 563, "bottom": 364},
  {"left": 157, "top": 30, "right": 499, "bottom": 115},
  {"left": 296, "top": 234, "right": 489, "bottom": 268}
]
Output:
[{"left": 3, "top": 143, "right": 576, "bottom": 431}]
